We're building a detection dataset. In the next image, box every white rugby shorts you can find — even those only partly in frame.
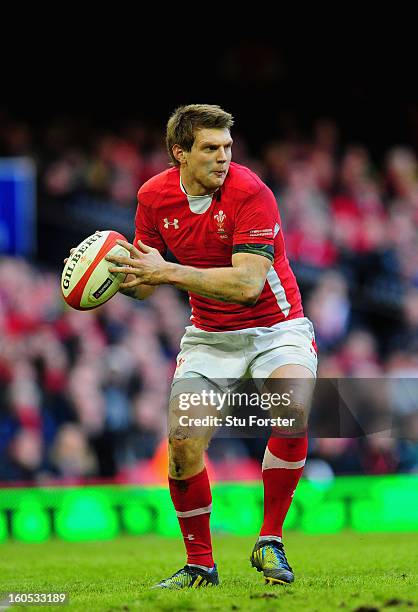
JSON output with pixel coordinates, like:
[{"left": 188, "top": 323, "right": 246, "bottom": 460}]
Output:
[{"left": 171, "top": 317, "right": 317, "bottom": 397}]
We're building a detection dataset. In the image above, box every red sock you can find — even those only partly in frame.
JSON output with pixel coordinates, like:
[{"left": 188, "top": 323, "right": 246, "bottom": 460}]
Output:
[
  {"left": 260, "top": 435, "right": 308, "bottom": 538},
  {"left": 169, "top": 467, "right": 214, "bottom": 567}
]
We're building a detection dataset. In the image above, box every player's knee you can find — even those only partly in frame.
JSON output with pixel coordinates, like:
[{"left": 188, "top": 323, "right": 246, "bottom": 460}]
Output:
[
  {"left": 289, "top": 399, "right": 309, "bottom": 430},
  {"left": 168, "top": 435, "right": 205, "bottom": 478},
  {"left": 272, "top": 398, "right": 309, "bottom": 432}
]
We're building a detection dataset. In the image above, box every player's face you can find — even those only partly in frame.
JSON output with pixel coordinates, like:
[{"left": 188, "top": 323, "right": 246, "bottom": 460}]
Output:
[{"left": 182, "top": 128, "right": 233, "bottom": 195}]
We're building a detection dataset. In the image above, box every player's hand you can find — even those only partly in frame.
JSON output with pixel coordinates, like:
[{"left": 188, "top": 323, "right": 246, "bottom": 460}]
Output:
[
  {"left": 105, "top": 240, "right": 167, "bottom": 287},
  {"left": 63, "top": 231, "right": 102, "bottom": 264},
  {"left": 63, "top": 248, "right": 76, "bottom": 265}
]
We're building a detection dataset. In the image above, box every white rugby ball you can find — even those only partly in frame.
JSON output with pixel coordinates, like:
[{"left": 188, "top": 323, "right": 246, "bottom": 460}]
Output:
[{"left": 61, "top": 230, "right": 129, "bottom": 310}]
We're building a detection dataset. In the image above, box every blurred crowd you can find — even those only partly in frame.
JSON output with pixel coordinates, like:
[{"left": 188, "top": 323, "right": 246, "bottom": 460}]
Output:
[{"left": 1, "top": 114, "right": 418, "bottom": 484}]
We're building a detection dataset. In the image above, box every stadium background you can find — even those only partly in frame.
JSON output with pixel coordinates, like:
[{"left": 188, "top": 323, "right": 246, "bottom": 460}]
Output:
[{"left": 1, "top": 36, "right": 418, "bottom": 545}]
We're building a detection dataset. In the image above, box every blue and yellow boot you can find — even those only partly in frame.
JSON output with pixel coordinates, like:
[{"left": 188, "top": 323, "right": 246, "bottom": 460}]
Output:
[
  {"left": 152, "top": 564, "right": 219, "bottom": 589},
  {"left": 250, "top": 540, "right": 294, "bottom": 585}
]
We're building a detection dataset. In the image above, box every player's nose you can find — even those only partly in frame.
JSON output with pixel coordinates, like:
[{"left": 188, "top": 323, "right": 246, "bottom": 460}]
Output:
[{"left": 217, "top": 147, "right": 228, "bottom": 162}]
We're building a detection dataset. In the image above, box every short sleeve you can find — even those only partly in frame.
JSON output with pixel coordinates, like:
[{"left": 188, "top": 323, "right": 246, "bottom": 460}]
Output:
[
  {"left": 134, "top": 195, "right": 166, "bottom": 255},
  {"left": 233, "top": 185, "right": 279, "bottom": 247}
]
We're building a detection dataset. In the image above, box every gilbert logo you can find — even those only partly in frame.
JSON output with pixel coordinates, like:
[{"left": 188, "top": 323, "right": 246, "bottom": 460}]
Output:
[
  {"left": 214, "top": 210, "right": 226, "bottom": 233},
  {"left": 186, "top": 534, "right": 195, "bottom": 541},
  {"left": 163, "top": 218, "right": 179, "bottom": 229}
]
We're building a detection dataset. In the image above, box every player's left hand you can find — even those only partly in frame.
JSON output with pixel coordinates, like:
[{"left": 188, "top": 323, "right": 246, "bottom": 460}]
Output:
[{"left": 106, "top": 240, "right": 167, "bottom": 287}]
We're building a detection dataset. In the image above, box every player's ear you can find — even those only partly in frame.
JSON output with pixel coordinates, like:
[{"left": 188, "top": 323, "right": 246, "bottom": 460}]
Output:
[{"left": 172, "top": 144, "right": 186, "bottom": 164}]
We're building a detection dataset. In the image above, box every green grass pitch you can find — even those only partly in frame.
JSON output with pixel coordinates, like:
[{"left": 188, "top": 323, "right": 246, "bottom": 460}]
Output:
[{"left": 0, "top": 532, "right": 417, "bottom": 610}]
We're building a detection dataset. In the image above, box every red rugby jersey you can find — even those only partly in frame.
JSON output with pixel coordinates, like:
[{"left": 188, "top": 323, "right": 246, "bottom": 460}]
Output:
[{"left": 134, "top": 162, "right": 303, "bottom": 331}]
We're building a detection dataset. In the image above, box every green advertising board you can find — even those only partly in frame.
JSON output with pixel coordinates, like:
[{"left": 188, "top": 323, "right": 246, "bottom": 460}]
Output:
[{"left": 0, "top": 474, "right": 417, "bottom": 543}]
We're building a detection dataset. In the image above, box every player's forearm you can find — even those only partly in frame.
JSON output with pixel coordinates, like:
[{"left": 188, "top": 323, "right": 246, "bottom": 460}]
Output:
[{"left": 161, "top": 262, "right": 263, "bottom": 305}]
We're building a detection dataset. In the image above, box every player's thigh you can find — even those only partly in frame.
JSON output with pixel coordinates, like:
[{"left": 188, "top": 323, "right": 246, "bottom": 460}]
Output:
[
  {"left": 249, "top": 318, "right": 317, "bottom": 428},
  {"left": 174, "top": 326, "right": 248, "bottom": 381},
  {"left": 250, "top": 317, "right": 318, "bottom": 381}
]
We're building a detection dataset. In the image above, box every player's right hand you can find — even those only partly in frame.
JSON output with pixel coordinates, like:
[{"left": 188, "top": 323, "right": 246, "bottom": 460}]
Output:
[
  {"left": 63, "top": 248, "right": 76, "bottom": 265},
  {"left": 64, "top": 231, "right": 102, "bottom": 265}
]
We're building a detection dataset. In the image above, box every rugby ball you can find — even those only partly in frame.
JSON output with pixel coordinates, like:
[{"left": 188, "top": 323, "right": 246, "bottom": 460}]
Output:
[{"left": 61, "top": 230, "right": 129, "bottom": 310}]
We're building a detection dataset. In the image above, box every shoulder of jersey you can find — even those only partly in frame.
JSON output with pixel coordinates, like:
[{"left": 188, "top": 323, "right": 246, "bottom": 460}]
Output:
[
  {"left": 137, "top": 167, "right": 179, "bottom": 206},
  {"left": 227, "top": 162, "right": 266, "bottom": 196}
]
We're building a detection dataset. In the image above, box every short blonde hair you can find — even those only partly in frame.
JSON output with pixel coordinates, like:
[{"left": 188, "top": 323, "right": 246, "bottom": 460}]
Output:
[{"left": 166, "top": 104, "right": 234, "bottom": 166}]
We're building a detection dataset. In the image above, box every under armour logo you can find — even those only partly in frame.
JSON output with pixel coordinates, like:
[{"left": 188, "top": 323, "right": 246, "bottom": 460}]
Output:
[
  {"left": 186, "top": 534, "right": 195, "bottom": 541},
  {"left": 163, "top": 218, "right": 179, "bottom": 229}
]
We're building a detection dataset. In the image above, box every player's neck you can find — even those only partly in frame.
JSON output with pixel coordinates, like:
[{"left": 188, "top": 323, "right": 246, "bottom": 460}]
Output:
[{"left": 180, "top": 169, "right": 216, "bottom": 197}]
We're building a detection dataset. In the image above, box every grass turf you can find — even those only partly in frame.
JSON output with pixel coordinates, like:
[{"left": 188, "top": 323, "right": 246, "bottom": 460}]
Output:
[{"left": 0, "top": 532, "right": 417, "bottom": 611}]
